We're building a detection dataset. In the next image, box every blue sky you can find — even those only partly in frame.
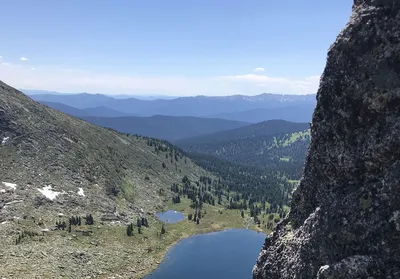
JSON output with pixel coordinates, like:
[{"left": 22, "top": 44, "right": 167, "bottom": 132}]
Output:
[{"left": 0, "top": 0, "right": 352, "bottom": 96}]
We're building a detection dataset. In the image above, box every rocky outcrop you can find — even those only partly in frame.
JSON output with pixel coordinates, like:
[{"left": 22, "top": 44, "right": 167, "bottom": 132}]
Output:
[{"left": 253, "top": 1, "right": 400, "bottom": 278}]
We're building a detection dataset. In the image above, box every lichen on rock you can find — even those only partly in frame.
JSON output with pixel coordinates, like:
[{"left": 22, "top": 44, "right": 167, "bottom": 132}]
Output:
[{"left": 253, "top": 1, "right": 400, "bottom": 278}]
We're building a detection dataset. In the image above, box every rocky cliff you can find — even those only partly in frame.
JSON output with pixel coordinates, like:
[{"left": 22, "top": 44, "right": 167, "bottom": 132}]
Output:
[{"left": 253, "top": 1, "right": 400, "bottom": 278}]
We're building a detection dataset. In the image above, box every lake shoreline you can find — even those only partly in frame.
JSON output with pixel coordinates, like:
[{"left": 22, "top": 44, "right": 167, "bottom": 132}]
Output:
[
  {"left": 102, "top": 199, "right": 270, "bottom": 279},
  {"left": 139, "top": 227, "right": 267, "bottom": 279}
]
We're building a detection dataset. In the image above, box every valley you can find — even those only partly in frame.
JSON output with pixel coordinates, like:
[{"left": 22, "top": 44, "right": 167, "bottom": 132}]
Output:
[
  {"left": 0, "top": 81, "right": 310, "bottom": 278},
  {"left": 2, "top": 1, "right": 398, "bottom": 278}
]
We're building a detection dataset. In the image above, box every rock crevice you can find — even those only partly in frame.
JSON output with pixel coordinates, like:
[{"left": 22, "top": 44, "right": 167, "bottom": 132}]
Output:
[{"left": 253, "top": 0, "right": 400, "bottom": 278}]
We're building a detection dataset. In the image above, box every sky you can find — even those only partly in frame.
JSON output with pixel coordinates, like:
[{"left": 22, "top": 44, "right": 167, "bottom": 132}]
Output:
[{"left": 0, "top": 0, "right": 353, "bottom": 96}]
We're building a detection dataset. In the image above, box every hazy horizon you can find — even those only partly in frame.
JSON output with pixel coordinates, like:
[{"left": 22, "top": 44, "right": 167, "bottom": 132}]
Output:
[
  {"left": 2, "top": 0, "right": 352, "bottom": 96},
  {"left": 22, "top": 88, "right": 317, "bottom": 99}
]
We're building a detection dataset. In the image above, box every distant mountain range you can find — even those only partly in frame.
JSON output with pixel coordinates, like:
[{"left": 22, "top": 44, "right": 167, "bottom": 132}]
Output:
[
  {"left": 40, "top": 101, "right": 133, "bottom": 117},
  {"left": 209, "top": 105, "right": 313, "bottom": 123},
  {"left": 26, "top": 90, "right": 316, "bottom": 123},
  {"left": 37, "top": 100, "right": 249, "bottom": 141},
  {"left": 22, "top": 89, "right": 178, "bottom": 100},
  {"left": 80, "top": 115, "right": 249, "bottom": 141}
]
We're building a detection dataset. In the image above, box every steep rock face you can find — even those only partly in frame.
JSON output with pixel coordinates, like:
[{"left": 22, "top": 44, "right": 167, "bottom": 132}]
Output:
[{"left": 253, "top": 1, "right": 400, "bottom": 278}]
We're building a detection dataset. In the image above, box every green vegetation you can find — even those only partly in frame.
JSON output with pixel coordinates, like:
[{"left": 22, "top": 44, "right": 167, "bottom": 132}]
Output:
[
  {"left": 275, "top": 130, "right": 310, "bottom": 147},
  {"left": 119, "top": 178, "right": 136, "bottom": 203}
]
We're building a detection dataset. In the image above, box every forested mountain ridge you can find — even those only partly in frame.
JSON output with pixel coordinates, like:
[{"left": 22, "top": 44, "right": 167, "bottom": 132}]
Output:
[
  {"left": 208, "top": 105, "right": 314, "bottom": 123},
  {"left": 41, "top": 101, "right": 133, "bottom": 117},
  {"left": 177, "top": 121, "right": 310, "bottom": 178},
  {"left": 178, "top": 125, "right": 311, "bottom": 214},
  {"left": 80, "top": 115, "right": 250, "bottom": 141},
  {"left": 187, "top": 152, "right": 296, "bottom": 211},
  {"left": 182, "top": 130, "right": 310, "bottom": 176},
  {"left": 176, "top": 120, "right": 309, "bottom": 145}
]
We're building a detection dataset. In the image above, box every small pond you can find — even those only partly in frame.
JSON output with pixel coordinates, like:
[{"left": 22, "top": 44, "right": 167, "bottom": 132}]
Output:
[
  {"left": 156, "top": 210, "right": 185, "bottom": 223},
  {"left": 143, "top": 229, "right": 266, "bottom": 279}
]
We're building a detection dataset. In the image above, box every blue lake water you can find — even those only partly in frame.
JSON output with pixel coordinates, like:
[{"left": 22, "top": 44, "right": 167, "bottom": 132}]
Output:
[
  {"left": 143, "top": 229, "right": 266, "bottom": 279},
  {"left": 156, "top": 210, "right": 185, "bottom": 223}
]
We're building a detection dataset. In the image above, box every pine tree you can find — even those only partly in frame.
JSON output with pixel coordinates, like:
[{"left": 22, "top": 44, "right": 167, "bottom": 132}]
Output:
[
  {"left": 85, "top": 214, "right": 94, "bottom": 225},
  {"left": 126, "top": 223, "right": 134, "bottom": 236}
]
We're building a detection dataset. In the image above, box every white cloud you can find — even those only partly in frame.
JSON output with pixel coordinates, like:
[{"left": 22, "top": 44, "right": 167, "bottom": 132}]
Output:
[
  {"left": 31, "top": 68, "right": 35, "bottom": 70},
  {"left": 20, "top": 57, "right": 29, "bottom": 61},
  {"left": 218, "top": 74, "right": 320, "bottom": 94},
  {"left": 0, "top": 63, "right": 320, "bottom": 96},
  {"left": 254, "top": 67, "right": 265, "bottom": 72},
  {"left": 0, "top": 56, "right": 2, "bottom": 60}
]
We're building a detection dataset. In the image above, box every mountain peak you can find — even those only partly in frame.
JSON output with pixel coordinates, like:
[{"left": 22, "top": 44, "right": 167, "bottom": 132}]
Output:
[{"left": 354, "top": 0, "right": 398, "bottom": 7}]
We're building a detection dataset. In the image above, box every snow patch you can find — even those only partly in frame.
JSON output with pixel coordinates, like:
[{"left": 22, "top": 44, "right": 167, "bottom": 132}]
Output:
[
  {"left": 2, "top": 137, "right": 9, "bottom": 144},
  {"left": 2, "top": 182, "right": 17, "bottom": 190},
  {"left": 0, "top": 189, "right": 5, "bottom": 193},
  {"left": 77, "top": 188, "right": 85, "bottom": 196},
  {"left": 37, "top": 185, "right": 61, "bottom": 201},
  {"left": 5, "top": 200, "right": 23, "bottom": 205}
]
